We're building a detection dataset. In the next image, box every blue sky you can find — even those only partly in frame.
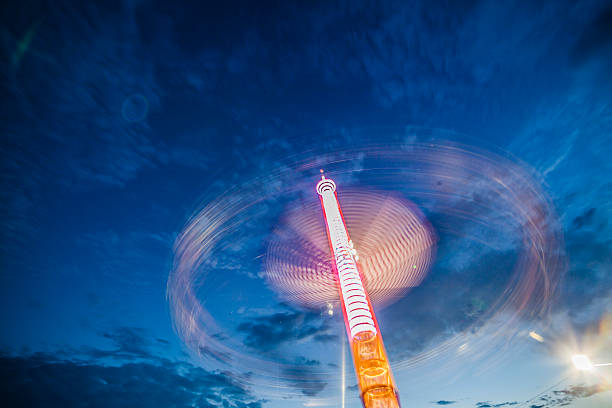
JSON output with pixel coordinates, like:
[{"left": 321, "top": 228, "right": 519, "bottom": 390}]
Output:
[{"left": 1, "top": 0, "right": 611, "bottom": 407}]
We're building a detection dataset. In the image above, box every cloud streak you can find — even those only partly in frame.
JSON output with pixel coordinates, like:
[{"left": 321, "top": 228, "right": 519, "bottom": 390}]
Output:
[{"left": 236, "top": 309, "right": 338, "bottom": 352}]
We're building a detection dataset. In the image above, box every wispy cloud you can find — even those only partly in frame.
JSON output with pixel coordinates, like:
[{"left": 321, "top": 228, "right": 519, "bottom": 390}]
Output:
[
  {"left": 525, "top": 382, "right": 611, "bottom": 407},
  {"left": 236, "top": 309, "right": 338, "bottom": 352}
]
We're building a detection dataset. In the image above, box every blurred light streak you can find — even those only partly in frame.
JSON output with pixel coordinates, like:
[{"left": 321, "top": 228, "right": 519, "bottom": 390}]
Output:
[{"left": 529, "top": 331, "right": 544, "bottom": 342}]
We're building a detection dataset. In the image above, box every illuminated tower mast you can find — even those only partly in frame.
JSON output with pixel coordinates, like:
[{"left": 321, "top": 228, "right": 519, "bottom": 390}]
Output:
[{"left": 316, "top": 175, "right": 400, "bottom": 408}]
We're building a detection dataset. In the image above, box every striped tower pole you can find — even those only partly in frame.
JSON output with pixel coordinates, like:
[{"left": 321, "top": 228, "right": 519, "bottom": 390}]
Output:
[{"left": 317, "top": 176, "right": 401, "bottom": 408}]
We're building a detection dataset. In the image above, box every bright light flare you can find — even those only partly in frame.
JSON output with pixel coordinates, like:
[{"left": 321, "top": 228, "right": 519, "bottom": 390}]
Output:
[{"left": 572, "top": 354, "right": 594, "bottom": 371}]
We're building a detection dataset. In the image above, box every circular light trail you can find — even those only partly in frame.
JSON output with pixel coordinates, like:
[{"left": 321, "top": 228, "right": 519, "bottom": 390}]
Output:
[{"left": 167, "top": 131, "right": 565, "bottom": 398}]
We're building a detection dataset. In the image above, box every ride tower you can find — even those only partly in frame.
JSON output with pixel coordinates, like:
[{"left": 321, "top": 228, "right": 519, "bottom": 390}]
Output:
[{"left": 316, "top": 175, "right": 400, "bottom": 408}]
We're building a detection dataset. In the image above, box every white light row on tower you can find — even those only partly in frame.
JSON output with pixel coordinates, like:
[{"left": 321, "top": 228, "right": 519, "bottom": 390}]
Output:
[{"left": 317, "top": 178, "right": 377, "bottom": 339}]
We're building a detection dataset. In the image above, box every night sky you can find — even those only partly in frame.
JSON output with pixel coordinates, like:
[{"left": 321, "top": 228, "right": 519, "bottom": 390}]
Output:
[{"left": 1, "top": 1, "right": 611, "bottom": 407}]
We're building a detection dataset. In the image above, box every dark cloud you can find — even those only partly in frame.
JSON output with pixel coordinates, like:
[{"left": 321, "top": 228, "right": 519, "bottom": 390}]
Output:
[
  {"left": 477, "top": 383, "right": 611, "bottom": 408},
  {"left": 283, "top": 375, "right": 326, "bottom": 397},
  {"left": 232, "top": 307, "right": 337, "bottom": 397},
  {"left": 552, "top": 384, "right": 604, "bottom": 398},
  {"left": 294, "top": 356, "right": 321, "bottom": 367},
  {"left": 236, "top": 310, "right": 337, "bottom": 352},
  {"left": 572, "top": 207, "right": 596, "bottom": 229},
  {"left": 434, "top": 400, "right": 457, "bottom": 405},
  {"left": 75, "top": 326, "right": 172, "bottom": 363},
  {"left": 282, "top": 359, "right": 327, "bottom": 397},
  {"left": 0, "top": 352, "right": 264, "bottom": 408},
  {"left": 560, "top": 226, "right": 612, "bottom": 324},
  {"left": 537, "top": 383, "right": 612, "bottom": 407},
  {"left": 101, "top": 327, "right": 150, "bottom": 357},
  {"left": 476, "top": 402, "right": 517, "bottom": 408}
]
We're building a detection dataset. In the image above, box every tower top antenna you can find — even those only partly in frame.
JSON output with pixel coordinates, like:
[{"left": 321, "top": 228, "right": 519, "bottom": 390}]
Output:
[{"left": 316, "top": 175, "right": 336, "bottom": 195}]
